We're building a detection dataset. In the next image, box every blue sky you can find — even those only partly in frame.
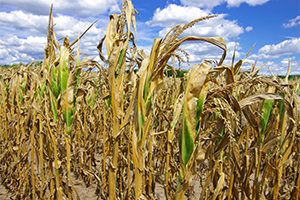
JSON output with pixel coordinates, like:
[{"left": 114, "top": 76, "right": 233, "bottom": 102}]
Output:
[{"left": 0, "top": 0, "right": 299, "bottom": 75}]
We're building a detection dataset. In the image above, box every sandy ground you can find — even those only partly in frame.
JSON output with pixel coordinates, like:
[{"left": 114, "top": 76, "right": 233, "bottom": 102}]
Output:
[
  {"left": 0, "top": 167, "right": 202, "bottom": 200},
  {"left": 0, "top": 180, "right": 201, "bottom": 200},
  {"left": 0, "top": 184, "right": 12, "bottom": 200}
]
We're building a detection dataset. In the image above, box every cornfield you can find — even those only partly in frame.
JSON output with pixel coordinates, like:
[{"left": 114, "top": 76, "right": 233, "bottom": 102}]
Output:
[{"left": 0, "top": 1, "right": 300, "bottom": 199}]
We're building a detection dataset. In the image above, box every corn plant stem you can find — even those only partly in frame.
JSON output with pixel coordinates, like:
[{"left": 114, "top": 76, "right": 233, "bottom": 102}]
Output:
[
  {"left": 280, "top": 111, "right": 287, "bottom": 150},
  {"left": 218, "top": 151, "right": 223, "bottom": 200},
  {"left": 83, "top": 114, "right": 87, "bottom": 167},
  {"left": 132, "top": 129, "right": 143, "bottom": 200},
  {"left": 6, "top": 102, "right": 11, "bottom": 145},
  {"left": 31, "top": 114, "right": 37, "bottom": 200},
  {"left": 65, "top": 132, "right": 71, "bottom": 200},
  {"left": 77, "top": 114, "right": 82, "bottom": 168},
  {"left": 15, "top": 107, "right": 22, "bottom": 180},
  {"left": 89, "top": 135, "right": 92, "bottom": 170},
  {"left": 142, "top": 170, "right": 146, "bottom": 194},
  {"left": 54, "top": 134, "right": 61, "bottom": 199},
  {"left": 274, "top": 131, "right": 295, "bottom": 198},
  {"left": 227, "top": 159, "right": 234, "bottom": 200},
  {"left": 4, "top": 112, "right": 7, "bottom": 149},
  {"left": 127, "top": 121, "right": 132, "bottom": 198},
  {"left": 0, "top": 108, "right": 1, "bottom": 142},
  {"left": 254, "top": 148, "right": 261, "bottom": 200},
  {"left": 101, "top": 110, "right": 107, "bottom": 196},
  {"left": 21, "top": 116, "right": 29, "bottom": 197},
  {"left": 120, "top": 145, "right": 123, "bottom": 197},
  {"left": 165, "top": 130, "right": 171, "bottom": 197},
  {"left": 0, "top": 93, "right": 4, "bottom": 143},
  {"left": 134, "top": 167, "right": 142, "bottom": 200},
  {"left": 3, "top": 99, "right": 7, "bottom": 147},
  {"left": 47, "top": 138, "right": 54, "bottom": 199},
  {"left": 148, "top": 134, "right": 153, "bottom": 195},
  {"left": 296, "top": 156, "right": 300, "bottom": 200},
  {"left": 38, "top": 115, "right": 45, "bottom": 200},
  {"left": 109, "top": 116, "right": 120, "bottom": 200},
  {"left": 49, "top": 109, "right": 61, "bottom": 200},
  {"left": 219, "top": 151, "right": 223, "bottom": 174}
]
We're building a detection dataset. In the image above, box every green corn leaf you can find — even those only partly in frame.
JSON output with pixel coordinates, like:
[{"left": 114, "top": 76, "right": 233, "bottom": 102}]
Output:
[
  {"left": 196, "top": 82, "right": 208, "bottom": 135},
  {"left": 76, "top": 48, "right": 81, "bottom": 67},
  {"left": 261, "top": 99, "right": 273, "bottom": 142},
  {"left": 48, "top": 88, "right": 58, "bottom": 123},
  {"left": 118, "top": 47, "right": 126, "bottom": 67},
  {"left": 145, "top": 92, "right": 153, "bottom": 112},
  {"left": 279, "top": 93, "right": 285, "bottom": 120},
  {"left": 19, "top": 92, "right": 24, "bottom": 102},
  {"left": 40, "top": 78, "right": 47, "bottom": 98},
  {"left": 138, "top": 109, "right": 145, "bottom": 140},
  {"left": 21, "top": 83, "right": 26, "bottom": 93},
  {"left": 177, "top": 170, "right": 183, "bottom": 189},
  {"left": 51, "top": 66, "right": 59, "bottom": 99},
  {"left": 180, "top": 104, "right": 194, "bottom": 166},
  {"left": 143, "top": 74, "right": 151, "bottom": 102},
  {"left": 73, "top": 68, "right": 81, "bottom": 105},
  {"left": 34, "top": 91, "right": 38, "bottom": 100},
  {"left": 58, "top": 46, "right": 69, "bottom": 94},
  {"left": 63, "top": 108, "right": 74, "bottom": 135},
  {"left": 105, "top": 98, "right": 111, "bottom": 111}
]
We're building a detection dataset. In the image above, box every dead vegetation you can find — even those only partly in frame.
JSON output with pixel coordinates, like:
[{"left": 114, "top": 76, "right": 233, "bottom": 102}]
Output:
[{"left": 0, "top": 1, "right": 300, "bottom": 199}]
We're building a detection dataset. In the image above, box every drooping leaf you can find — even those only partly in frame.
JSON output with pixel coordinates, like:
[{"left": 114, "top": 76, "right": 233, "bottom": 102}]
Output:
[{"left": 180, "top": 61, "right": 211, "bottom": 166}]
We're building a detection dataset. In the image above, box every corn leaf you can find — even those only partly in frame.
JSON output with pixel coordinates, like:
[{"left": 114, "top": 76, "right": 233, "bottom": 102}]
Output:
[
  {"left": 181, "top": 62, "right": 211, "bottom": 166},
  {"left": 58, "top": 46, "right": 69, "bottom": 94}
]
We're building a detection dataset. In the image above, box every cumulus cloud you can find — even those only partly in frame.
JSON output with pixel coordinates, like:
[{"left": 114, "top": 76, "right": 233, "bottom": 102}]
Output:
[
  {"left": 283, "top": 15, "right": 300, "bottom": 28},
  {"left": 146, "top": 4, "right": 211, "bottom": 27},
  {"left": 180, "top": 0, "right": 271, "bottom": 10},
  {"left": 260, "top": 57, "right": 300, "bottom": 76},
  {"left": 146, "top": 4, "right": 244, "bottom": 40},
  {"left": 0, "top": 10, "right": 105, "bottom": 39},
  {"left": 258, "top": 38, "right": 300, "bottom": 59},
  {"left": 0, "top": 11, "right": 48, "bottom": 34},
  {"left": 0, "top": 10, "right": 107, "bottom": 65},
  {"left": 0, "top": 34, "right": 46, "bottom": 65},
  {"left": 0, "top": 0, "right": 122, "bottom": 17}
]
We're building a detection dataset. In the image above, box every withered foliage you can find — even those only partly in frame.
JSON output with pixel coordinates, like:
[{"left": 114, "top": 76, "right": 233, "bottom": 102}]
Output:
[{"left": 0, "top": 1, "right": 300, "bottom": 200}]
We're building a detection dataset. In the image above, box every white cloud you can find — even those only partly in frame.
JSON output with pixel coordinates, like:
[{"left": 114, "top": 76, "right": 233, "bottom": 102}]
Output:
[
  {"left": 180, "top": 0, "right": 225, "bottom": 10},
  {"left": 181, "top": 42, "right": 225, "bottom": 61},
  {"left": 226, "top": 0, "right": 270, "bottom": 7},
  {"left": 258, "top": 38, "right": 300, "bottom": 59},
  {"left": 246, "top": 54, "right": 300, "bottom": 76},
  {"left": 0, "top": 11, "right": 48, "bottom": 34},
  {"left": 0, "top": 10, "right": 106, "bottom": 41},
  {"left": 263, "top": 57, "right": 300, "bottom": 76},
  {"left": 145, "top": 4, "right": 250, "bottom": 70},
  {"left": 180, "top": 0, "right": 271, "bottom": 9},
  {"left": 146, "top": 4, "right": 211, "bottom": 27},
  {"left": 146, "top": 4, "right": 244, "bottom": 40},
  {"left": 0, "top": 0, "right": 122, "bottom": 17},
  {"left": 245, "top": 26, "right": 253, "bottom": 32},
  {"left": 283, "top": 15, "right": 300, "bottom": 28},
  {"left": 0, "top": 34, "right": 46, "bottom": 65},
  {"left": 0, "top": 10, "right": 107, "bottom": 65}
]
